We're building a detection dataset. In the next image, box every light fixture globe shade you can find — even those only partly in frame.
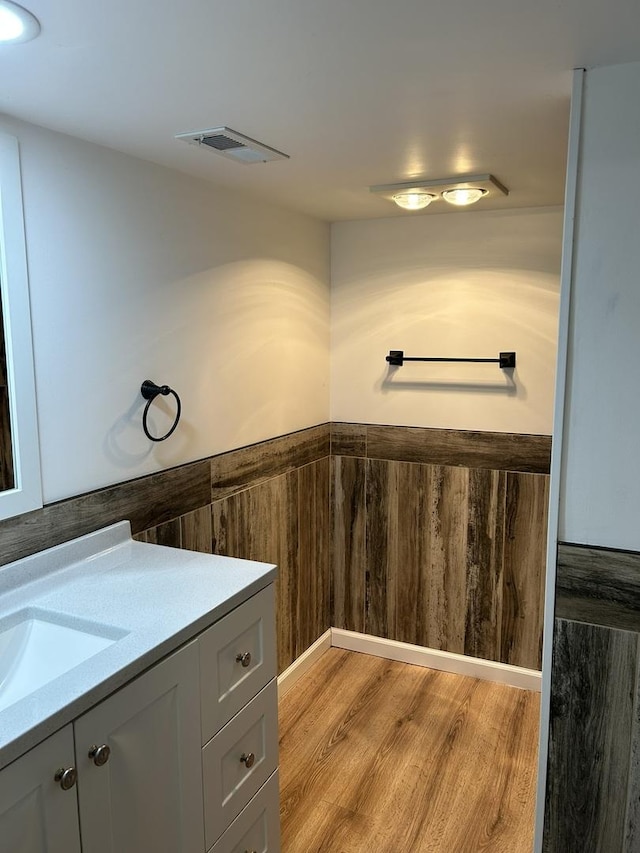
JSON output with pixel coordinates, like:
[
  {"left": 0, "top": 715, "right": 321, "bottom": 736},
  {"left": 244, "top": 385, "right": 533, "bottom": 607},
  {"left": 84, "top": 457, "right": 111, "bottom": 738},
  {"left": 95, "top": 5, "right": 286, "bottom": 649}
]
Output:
[
  {"left": 392, "top": 191, "right": 436, "bottom": 211},
  {"left": 0, "top": 1, "right": 40, "bottom": 43},
  {"left": 442, "top": 188, "right": 488, "bottom": 206}
]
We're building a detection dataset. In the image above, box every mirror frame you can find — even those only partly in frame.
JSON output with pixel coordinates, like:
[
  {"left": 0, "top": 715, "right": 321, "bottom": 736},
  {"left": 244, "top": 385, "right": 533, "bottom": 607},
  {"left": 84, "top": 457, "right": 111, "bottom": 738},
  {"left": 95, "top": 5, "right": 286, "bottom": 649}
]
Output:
[{"left": 0, "top": 131, "right": 42, "bottom": 520}]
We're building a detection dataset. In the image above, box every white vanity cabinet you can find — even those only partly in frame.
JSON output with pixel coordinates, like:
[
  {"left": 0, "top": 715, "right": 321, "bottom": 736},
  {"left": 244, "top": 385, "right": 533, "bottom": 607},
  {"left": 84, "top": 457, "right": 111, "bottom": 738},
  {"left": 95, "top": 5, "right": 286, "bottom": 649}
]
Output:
[
  {"left": 74, "top": 640, "right": 203, "bottom": 853},
  {"left": 0, "top": 580, "right": 280, "bottom": 853},
  {"left": 0, "top": 725, "right": 81, "bottom": 853}
]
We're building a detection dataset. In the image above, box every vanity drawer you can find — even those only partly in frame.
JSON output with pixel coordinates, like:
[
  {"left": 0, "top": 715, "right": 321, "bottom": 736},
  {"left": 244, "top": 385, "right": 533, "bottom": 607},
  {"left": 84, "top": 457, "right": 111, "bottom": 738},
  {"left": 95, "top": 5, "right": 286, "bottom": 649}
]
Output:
[
  {"left": 208, "top": 770, "right": 280, "bottom": 853},
  {"left": 203, "top": 679, "right": 278, "bottom": 850},
  {"left": 200, "top": 585, "right": 276, "bottom": 743}
]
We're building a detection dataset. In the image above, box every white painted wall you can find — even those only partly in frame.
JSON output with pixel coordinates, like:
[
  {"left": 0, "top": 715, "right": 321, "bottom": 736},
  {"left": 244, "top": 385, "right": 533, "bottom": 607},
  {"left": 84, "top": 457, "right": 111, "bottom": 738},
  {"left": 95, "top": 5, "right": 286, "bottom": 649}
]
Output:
[
  {"left": 330, "top": 208, "right": 563, "bottom": 434},
  {"left": 0, "top": 116, "right": 330, "bottom": 503},
  {"left": 559, "top": 62, "right": 640, "bottom": 551}
]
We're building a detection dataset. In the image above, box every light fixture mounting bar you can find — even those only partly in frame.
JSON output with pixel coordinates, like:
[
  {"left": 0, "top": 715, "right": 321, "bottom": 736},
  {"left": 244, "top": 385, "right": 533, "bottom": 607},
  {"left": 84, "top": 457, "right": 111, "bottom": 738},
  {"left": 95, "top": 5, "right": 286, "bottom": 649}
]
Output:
[{"left": 370, "top": 174, "right": 508, "bottom": 202}]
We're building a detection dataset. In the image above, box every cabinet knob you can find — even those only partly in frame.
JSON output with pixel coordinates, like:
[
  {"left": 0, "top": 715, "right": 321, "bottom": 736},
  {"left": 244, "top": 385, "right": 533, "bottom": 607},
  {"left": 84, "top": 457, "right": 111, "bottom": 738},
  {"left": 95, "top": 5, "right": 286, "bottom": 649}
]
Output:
[
  {"left": 54, "top": 766, "right": 77, "bottom": 791},
  {"left": 88, "top": 744, "right": 111, "bottom": 767},
  {"left": 236, "top": 652, "right": 252, "bottom": 668},
  {"left": 240, "top": 751, "right": 255, "bottom": 769}
]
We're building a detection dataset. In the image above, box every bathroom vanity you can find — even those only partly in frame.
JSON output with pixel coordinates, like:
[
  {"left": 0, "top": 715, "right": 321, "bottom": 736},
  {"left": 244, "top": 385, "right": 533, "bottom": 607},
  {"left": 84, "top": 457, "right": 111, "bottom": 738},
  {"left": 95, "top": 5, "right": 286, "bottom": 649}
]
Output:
[{"left": 0, "top": 522, "right": 279, "bottom": 853}]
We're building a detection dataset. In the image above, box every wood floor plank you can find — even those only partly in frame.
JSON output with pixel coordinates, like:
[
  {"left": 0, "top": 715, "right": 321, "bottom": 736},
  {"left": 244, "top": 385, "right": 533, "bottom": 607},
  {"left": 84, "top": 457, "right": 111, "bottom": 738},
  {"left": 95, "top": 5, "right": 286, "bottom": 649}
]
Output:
[
  {"left": 279, "top": 648, "right": 540, "bottom": 853},
  {"left": 280, "top": 652, "right": 407, "bottom": 818}
]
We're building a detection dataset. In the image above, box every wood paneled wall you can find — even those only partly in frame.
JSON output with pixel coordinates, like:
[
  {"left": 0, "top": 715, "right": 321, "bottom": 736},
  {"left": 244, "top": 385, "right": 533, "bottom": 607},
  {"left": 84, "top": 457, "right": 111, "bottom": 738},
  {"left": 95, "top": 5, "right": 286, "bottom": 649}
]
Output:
[
  {"left": 136, "top": 425, "right": 331, "bottom": 675},
  {"left": 331, "top": 423, "right": 551, "bottom": 670},
  {"left": 544, "top": 544, "right": 640, "bottom": 852},
  {"left": 0, "top": 421, "right": 550, "bottom": 676}
]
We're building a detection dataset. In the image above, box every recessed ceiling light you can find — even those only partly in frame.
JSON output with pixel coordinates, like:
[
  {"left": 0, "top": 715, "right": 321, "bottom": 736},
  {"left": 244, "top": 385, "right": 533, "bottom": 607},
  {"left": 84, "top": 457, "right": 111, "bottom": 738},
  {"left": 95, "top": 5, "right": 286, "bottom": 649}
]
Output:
[
  {"left": 0, "top": 1, "right": 40, "bottom": 44},
  {"left": 370, "top": 174, "right": 508, "bottom": 212},
  {"left": 392, "top": 191, "right": 436, "bottom": 211},
  {"left": 442, "top": 187, "right": 488, "bottom": 206}
]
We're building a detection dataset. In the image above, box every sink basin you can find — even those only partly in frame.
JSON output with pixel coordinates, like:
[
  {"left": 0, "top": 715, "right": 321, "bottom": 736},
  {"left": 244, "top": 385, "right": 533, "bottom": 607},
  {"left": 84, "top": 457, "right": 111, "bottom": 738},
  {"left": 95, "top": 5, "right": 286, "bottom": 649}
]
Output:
[{"left": 0, "top": 609, "right": 124, "bottom": 713}]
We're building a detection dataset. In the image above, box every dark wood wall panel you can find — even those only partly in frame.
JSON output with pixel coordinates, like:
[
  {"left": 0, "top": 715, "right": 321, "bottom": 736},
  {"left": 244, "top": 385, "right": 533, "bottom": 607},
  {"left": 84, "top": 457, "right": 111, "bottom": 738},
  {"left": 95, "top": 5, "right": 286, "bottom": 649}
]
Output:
[
  {"left": 331, "top": 456, "right": 366, "bottom": 634},
  {"left": 330, "top": 422, "right": 367, "bottom": 457},
  {"left": 211, "top": 459, "right": 331, "bottom": 675},
  {"left": 544, "top": 618, "right": 638, "bottom": 853},
  {"left": 211, "top": 424, "right": 329, "bottom": 500},
  {"left": 464, "top": 468, "right": 506, "bottom": 661},
  {"left": 212, "top": 470, "right": 298, "bottom": 674},
  {"left": 0, "top": 459, "right": 212, "bottom": 567},
  {"left": 423, "top": 465, "right": 469, "bottom": 654},
  {"left": 180, "top": 506, "right": 213, "bottom": 554},
  {"left": 502, "top": 472, "right": 549, "bottom": 668},
  {"left": 134, "top": 505, "right": 213, "bottom": 554},
  {"left": 365, "top": 459, "right": 398, "bottom": 640},
  {"left": 297, "top": 458, "right": 331, "bottom": 656},
  {"left": 545, "top": 542, "right": 640, "bottom": 849},
  {"left": 364, "top": 424, "right": 551, "bottom": 473},
  {"left": 556, "top": 543, "right": 640, "bottom": 633},
  {"left": 334, "top": 455, "right": 548, "bottom": 670}
]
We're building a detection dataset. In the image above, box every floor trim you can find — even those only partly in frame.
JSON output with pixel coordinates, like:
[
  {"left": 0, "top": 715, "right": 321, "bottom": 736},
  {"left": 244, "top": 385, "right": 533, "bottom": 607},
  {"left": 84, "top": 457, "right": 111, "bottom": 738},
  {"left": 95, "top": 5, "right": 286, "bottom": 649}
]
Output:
[
  {"left": 277, "top": 629, "right": 332, "bottom": 699},
  {"left": 331, "top": 629, "right": 542, "bottom": 692}
]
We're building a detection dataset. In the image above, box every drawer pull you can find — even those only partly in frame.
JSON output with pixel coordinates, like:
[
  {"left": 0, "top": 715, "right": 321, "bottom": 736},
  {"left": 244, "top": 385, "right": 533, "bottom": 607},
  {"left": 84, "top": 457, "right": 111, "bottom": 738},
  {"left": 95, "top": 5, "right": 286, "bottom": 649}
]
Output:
[
  {"left": 236, "top": 652, "right": 252, "bottom": 668},
  {"left": 88, "top": 744, "right": 111, "bottom": 767},
  {"left": 54, "top": 766, "right": 77, "bottom": 791},
  {"left": 240, "top": 751, "right": 255, "bottom": 769}
]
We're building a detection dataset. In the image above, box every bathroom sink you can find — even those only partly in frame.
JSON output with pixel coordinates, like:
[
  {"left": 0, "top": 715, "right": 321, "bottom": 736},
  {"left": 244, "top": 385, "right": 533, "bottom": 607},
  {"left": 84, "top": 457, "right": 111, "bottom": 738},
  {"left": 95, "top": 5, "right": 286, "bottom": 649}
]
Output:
[{"left": 0, "top": 609, "right": 123, "bottom": 713}]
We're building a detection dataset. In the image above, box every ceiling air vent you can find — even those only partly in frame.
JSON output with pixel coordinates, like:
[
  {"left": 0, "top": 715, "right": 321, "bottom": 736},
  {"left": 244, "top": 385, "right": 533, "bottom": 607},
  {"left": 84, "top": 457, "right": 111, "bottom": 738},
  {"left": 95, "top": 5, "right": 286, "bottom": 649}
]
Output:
[{"left": 175, "top": 126, "right": 289, "bottom": 164}]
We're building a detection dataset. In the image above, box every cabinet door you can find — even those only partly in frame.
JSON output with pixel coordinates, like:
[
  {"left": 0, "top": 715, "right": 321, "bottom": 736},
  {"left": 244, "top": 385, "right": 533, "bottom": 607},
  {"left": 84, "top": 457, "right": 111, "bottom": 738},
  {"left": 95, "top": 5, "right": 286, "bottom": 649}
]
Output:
[
  {"left": 0, "top": 725, "right": 81, "bottom": 853},
  {"left": 74, "top": 640, "right": 204, "bottom": 853}
]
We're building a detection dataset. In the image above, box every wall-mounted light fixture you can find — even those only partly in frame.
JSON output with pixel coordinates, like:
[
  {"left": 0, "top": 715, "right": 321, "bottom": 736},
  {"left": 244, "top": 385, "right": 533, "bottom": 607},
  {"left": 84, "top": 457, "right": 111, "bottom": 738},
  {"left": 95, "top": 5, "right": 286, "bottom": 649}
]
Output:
[
  {"left": 0, "top": 0, "right": 40, "bottom": 43},
  {"left": 370, "top": 174, "right": 508, "bottom": 212}
]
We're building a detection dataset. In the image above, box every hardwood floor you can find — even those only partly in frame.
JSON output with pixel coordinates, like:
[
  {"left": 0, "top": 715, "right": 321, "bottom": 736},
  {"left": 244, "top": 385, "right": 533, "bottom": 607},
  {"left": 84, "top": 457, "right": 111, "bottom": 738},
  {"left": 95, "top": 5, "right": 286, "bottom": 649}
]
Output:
[{"left": 279, "top": 649, "right": 540, "bottom": 853}]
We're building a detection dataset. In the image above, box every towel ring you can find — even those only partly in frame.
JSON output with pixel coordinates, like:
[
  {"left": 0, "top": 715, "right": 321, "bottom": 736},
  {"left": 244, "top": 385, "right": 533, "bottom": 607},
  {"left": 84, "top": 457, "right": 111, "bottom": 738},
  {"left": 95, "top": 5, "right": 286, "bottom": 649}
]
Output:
[{"left": 140, "top": 380, "right": 182, "bottom": 442}]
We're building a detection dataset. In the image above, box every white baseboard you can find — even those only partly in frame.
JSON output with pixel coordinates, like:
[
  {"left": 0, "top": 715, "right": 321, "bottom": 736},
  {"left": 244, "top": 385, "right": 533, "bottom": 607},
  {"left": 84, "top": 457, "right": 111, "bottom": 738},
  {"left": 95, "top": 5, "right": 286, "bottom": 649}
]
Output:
[
  {"left": 330, "top": 629, "right": 542, "bottom": 692},
  {"left": 277, "top": 629, "right": 332, "bottom": 699}
]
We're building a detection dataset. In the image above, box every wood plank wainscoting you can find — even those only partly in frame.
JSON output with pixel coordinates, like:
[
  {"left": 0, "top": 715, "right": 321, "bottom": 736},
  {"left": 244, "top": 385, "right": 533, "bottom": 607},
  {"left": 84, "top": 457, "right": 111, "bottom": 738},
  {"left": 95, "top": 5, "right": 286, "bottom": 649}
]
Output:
[
  {"left": 0, "top": 422, "right": 550, "bottom": 676},
  {"left": 332, "top": 423, "right": 551, "bottom": 670},
  {"left": 544, "top": 544, "right": 640, "bottom": 853}
]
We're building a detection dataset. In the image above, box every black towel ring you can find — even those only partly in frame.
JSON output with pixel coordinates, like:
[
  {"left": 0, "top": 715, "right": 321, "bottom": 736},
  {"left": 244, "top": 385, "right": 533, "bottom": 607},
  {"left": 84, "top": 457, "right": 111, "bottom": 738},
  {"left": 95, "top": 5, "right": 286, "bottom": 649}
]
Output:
[{"left": 140, "top": 380, "right": 182, "bottom": 442}]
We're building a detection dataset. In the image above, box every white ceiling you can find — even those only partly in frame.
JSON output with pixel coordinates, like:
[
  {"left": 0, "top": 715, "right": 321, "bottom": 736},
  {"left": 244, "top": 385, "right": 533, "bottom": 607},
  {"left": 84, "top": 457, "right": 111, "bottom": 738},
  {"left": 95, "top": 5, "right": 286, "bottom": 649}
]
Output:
[{"left": 2, "top": 0, "right": 640, "bottom": 222}]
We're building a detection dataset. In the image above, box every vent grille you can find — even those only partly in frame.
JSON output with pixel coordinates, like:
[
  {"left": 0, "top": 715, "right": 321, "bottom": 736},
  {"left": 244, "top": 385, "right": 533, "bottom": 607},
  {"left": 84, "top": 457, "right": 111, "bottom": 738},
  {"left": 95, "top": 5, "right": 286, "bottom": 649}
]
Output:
[
  {"left": 201, "top": 135, "right": 245, "bottom": 151},
  {"left": 175, "top": 126, "right": 289, "bottom": 164}
]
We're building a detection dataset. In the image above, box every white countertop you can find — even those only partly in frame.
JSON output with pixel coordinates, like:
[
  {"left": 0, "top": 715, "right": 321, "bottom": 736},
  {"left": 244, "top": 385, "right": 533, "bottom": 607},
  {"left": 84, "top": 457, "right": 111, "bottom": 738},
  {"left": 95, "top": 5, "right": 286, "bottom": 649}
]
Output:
[{"left": 0, "top": 521, "right": 276, "bottom": 771}]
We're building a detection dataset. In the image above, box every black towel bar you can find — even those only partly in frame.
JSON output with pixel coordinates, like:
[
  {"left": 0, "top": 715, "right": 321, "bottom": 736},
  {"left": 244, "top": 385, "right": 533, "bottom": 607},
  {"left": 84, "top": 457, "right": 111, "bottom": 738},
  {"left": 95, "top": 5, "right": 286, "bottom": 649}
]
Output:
[{"left": 386, "top": 350, "right": 516, "bottom": 369}]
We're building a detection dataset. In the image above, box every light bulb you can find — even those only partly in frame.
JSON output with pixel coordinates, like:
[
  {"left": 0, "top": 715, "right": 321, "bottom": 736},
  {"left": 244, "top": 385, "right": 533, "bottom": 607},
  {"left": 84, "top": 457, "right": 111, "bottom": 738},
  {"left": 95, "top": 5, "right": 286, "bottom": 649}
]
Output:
[
  {"left": 442, "top": 188, "right": 488, "bottom": 206},
  {"left": 392, "top": 192, "right": 436, "bottom": 211},
  {"left": 0, "top": 1, "right": 40, "bottom": 43}
]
